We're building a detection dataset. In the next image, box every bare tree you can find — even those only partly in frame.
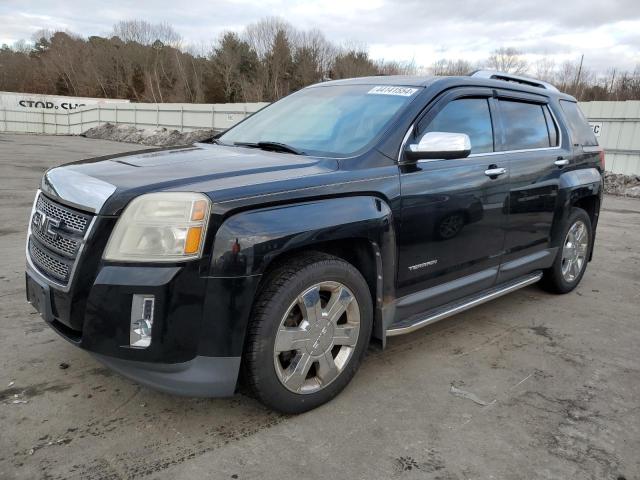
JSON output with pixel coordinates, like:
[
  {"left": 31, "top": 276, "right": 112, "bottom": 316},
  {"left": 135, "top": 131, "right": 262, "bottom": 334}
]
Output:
[
  {"left": 430, "top": 58, "right": 474, "bottom": 76},
  {"left": 376, "top": 59, "right": 417, "bottom": 76},
  {"left": 487, "top": 47, "right": 528, "bottom": 74},
  {"left": 2, "top": 18, "right": 638, "bottom": 103},
  {"left": 244, "top": 17, "right": 292, "bottom": 59},
  {"left": 112, "top": 20, "right": 182, "bottom": 48},
  {"left": 533, "top": 57, "right": 556, "bottom": 82}
]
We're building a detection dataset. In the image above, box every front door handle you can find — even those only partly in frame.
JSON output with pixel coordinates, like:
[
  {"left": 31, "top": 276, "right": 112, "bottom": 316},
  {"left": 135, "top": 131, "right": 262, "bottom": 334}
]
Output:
[
  {"left": 484, "top": 167, "right": 507, "bottom": 177},
  {"left": 554, "top": 158, "right": 570, "bottom": 167}
]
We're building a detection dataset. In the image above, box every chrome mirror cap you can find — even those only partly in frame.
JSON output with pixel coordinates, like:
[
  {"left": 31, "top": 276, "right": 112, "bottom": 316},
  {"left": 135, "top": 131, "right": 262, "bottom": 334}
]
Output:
[{"left": 405, "top": 132, "right": 471, "bottom": 161}]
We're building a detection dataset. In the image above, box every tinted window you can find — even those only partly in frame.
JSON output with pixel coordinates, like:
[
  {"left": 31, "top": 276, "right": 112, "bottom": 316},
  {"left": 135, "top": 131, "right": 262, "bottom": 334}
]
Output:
[
  {"left": 421, "top": 98, "right": 494, "bottom": 154},
  {"left": 560, "top": 100, "right": 598, "bottom": 146},
  {"left": 499, "top": 100, "right": 550, "bottom": 150},
  {"left": 219, "top": 84, "right": 419, "bottom": 157},
  {"left": 542, "top": 106, "right": 559, "bottom": 146}
]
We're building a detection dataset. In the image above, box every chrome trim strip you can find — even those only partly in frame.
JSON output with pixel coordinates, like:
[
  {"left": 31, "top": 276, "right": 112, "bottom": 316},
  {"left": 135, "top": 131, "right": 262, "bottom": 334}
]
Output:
[
  {"left": 386, "top": 272, "right": 543, "bottom": 336},
  {"left": 397, "top": 124, "right": 414, "bottom": 162},
  {"left": 26, "top": 190, "right": 97, "bottom": 293},
  {"left": 468, "top": 146, "right": 560, "bottom": 157}
]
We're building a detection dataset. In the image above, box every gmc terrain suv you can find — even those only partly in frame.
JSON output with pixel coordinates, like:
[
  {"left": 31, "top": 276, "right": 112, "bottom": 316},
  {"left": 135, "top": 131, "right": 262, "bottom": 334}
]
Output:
[{"left": 26, "top": 71, "right": 604, "bottom": 413}]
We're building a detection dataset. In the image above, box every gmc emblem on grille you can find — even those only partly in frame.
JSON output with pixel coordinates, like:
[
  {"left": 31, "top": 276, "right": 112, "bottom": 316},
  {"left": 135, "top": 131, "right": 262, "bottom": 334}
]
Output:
[{"left": 32, "top": 210, "right": 62, "bottom": 239}]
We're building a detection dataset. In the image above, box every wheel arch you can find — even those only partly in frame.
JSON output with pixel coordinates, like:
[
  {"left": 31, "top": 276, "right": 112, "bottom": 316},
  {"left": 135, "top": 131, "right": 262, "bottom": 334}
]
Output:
[{"left": 551, "top": 168, "right": 603, "bottom": 261}]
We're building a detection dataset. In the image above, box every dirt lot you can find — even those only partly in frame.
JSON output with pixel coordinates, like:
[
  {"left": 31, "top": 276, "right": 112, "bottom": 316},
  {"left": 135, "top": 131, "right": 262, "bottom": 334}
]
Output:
[{"left": 1, "top": 133, "right": 639, "bottom": 480}]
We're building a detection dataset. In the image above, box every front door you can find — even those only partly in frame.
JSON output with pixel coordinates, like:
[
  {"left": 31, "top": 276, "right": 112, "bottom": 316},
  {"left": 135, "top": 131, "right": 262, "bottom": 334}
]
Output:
[{"left": 396, "top": 90, "right": 510, "bottom": 320}]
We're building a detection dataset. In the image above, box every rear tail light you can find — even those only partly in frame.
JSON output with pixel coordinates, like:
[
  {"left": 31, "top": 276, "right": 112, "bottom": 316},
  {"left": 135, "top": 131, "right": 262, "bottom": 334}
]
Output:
[{"left": 599, "top": 149, "right": 605, "bottom": 171}]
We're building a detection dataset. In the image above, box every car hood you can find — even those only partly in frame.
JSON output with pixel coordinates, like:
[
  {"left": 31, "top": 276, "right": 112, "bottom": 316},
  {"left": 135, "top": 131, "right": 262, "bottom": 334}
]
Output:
[{"left": 41, "top": 144, "right": 339, "bottom": 215}]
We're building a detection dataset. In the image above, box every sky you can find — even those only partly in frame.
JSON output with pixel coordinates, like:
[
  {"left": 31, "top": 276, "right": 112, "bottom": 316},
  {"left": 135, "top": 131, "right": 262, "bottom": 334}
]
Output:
[{"left": 2, "top": 0, "right": 640, "bottom": 74}]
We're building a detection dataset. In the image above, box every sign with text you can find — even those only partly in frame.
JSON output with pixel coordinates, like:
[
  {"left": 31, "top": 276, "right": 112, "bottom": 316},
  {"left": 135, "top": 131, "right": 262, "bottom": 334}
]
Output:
[{"left": 0, "top": 91, "right": 129, "bottom": 112}]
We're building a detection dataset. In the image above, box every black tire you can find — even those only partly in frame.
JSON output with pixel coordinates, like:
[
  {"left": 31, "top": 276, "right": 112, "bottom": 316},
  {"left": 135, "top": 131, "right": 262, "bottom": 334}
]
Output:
[
  {"left": 541, "top": 207, "right": 592, "bottom": 294},
  {"left": 243, "top": 252, "right": 373, "bottom": 414}
]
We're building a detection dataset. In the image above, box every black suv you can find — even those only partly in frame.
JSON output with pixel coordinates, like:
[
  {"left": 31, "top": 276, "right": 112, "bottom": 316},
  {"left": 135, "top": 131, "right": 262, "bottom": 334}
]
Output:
[{"left": 25, "top": 71, "right": 604, "bottom": 413}]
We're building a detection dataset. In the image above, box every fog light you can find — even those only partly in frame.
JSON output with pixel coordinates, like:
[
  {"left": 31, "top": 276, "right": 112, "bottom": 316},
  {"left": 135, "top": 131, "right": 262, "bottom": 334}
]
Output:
[{"left": 130, "top": 294, "right": 155, "bottom": 348}]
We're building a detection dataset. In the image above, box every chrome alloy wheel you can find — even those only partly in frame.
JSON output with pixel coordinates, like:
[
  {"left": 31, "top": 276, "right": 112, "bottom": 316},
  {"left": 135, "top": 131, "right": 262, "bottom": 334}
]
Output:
[
  {"left": 561, "top": 220, "right": 589, "bottom": 282},
  {"left": 273, "top": 281, "right": 361, "bottom": 394}
]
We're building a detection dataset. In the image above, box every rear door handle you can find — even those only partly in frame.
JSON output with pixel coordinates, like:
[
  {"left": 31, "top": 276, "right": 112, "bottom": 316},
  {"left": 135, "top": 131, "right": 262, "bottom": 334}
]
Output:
[
  {"left": 484, "top": 167, "right": 507, "bottom": 177},
  {"left": 554, "top": 158, "right": 569, "bottom": 167}
]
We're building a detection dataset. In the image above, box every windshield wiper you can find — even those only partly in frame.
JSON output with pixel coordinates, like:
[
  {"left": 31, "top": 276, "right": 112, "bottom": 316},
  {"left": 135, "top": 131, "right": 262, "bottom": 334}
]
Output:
[{"left": 234, "top": 141, "right": 305, "bottom": 155}]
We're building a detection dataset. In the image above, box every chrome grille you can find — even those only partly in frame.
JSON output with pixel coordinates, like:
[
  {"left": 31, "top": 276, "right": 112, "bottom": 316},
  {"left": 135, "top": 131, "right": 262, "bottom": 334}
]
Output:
[
  {"left": 27, "top": 193, "right": 94, "bottom": 287},
  {"left": 36, "top": 194, "right": 90, "bottom": 233},
  {"left": 29, "top": 239, "right": 71, "bottom": 283},
  {"left": 31, "top": 223, "right": 80, "bottom": 257}
]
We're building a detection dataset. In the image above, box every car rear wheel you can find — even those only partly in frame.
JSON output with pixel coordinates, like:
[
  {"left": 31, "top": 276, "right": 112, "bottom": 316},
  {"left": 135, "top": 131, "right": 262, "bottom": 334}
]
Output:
[
  {"left": 243, "top": 252, "right": 373, "bottom": 413},
  {"left": 542, "top": 207, "right": 592, "bottom": 294}
]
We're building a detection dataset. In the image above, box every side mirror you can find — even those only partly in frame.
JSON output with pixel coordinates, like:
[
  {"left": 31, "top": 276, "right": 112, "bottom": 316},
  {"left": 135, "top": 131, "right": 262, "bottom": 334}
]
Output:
[{"left": 404, "top": 132, "right": 471, "bottom": 162}]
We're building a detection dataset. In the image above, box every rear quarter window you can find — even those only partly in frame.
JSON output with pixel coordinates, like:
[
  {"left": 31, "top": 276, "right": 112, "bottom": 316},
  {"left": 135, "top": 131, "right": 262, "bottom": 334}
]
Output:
[{"left": 559, "top": 100, "right": 598, "bottom": 147}]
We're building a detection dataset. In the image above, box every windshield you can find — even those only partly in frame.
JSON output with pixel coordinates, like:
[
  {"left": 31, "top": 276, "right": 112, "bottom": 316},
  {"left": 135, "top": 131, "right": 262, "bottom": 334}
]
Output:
[{"left": 218, "top": 84, "right": 421, "bottom": 157}]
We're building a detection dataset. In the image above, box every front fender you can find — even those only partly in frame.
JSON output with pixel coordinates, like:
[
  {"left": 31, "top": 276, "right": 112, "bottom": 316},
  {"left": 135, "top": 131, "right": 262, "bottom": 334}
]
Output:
[
  {"left": 202, "top": 196, "right": 397, "bottom": 350},
  {"left": 209, "top": 196, "right": 396, "bottom": 279}
]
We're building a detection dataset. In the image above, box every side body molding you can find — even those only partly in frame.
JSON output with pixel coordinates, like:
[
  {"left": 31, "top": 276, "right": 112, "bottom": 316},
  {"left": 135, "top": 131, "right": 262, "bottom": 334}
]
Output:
[{"left": 206, "top": 196, "right": 397, "bottom": 345}]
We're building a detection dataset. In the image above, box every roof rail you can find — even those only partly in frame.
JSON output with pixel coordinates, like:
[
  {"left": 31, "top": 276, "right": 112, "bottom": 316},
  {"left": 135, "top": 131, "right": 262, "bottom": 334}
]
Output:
[{"left": 470, "top": 70, "right": 559, "bottom": 92}]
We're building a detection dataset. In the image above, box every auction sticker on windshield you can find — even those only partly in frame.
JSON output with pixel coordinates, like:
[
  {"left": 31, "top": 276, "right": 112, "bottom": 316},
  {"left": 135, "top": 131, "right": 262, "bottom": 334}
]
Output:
[{"left": 368, "top": 86, "right": 419, "bottom": 96}]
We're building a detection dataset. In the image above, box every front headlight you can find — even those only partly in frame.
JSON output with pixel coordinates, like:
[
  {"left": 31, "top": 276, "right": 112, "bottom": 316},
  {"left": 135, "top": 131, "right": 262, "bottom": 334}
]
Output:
[{"left": 104, "top": 192, "right": 211, "bottom": 262}]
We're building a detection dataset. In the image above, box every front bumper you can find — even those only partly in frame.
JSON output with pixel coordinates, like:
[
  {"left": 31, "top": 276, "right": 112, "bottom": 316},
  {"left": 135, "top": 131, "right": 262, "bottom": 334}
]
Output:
[
  {"left": 26, "top": 258, "right": 260, "bottom": 397},
  {"left": 93, "top": 353, "right": 240, "bottom": 397}
]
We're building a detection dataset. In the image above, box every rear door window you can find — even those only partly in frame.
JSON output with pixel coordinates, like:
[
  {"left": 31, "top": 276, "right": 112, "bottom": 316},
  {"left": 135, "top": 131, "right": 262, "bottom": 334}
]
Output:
[
  {"left": 559, "top": 100, "right": 598, "bottom": 146},
  {"left": 420, "top": 98, "right": 494, "bottom": 154},
  {"left": 498, "top": 100, "right": 551, "bottom": 151}
]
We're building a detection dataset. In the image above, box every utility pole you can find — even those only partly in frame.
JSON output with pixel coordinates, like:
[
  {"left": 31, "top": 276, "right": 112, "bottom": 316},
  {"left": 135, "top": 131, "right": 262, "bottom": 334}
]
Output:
[
  {"left": 574, "top": 54, "right": 584, "bottom": 87},
  {"left": 573, "top": 54, "right": 584, "bottom": 98},
  {"left": 609, "top": 68, "right": 616, "bottom": 96}
]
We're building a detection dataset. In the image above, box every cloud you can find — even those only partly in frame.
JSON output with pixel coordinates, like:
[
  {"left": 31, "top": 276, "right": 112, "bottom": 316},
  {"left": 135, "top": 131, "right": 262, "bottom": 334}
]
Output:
[{"left": 1, "top": 0, "right": 639, "bottom": 72}]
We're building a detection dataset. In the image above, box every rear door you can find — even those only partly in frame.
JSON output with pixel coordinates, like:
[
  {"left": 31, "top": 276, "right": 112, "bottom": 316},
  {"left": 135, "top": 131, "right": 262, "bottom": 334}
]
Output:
[
  {"left": 494, "top": 91, "right": 570, "bottom": 283},
  {"left": 396, "top": 88, "right": 509, "bottom": 316}
]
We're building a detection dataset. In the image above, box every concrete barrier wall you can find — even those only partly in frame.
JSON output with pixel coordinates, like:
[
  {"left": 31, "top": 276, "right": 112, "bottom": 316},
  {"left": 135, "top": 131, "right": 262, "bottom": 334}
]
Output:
[
  {"left": 580, "top": 100, "right": 640, "bottom": 176},
  {"left": 0, "top": 102, "right": 268, "bottom": 135}
]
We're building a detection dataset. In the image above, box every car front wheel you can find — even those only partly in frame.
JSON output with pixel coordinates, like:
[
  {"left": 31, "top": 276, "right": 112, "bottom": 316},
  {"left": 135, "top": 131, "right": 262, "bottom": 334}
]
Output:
[{"left": 243, "top": 252, "right": 373, "bottom": 413}]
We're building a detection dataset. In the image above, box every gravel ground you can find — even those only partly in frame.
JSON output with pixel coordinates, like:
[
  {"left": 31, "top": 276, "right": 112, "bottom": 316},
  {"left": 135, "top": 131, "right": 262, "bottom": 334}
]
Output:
[
  {"left": 1, "top": 133, "right": 639, "bottom": 480},
  {"left": 604, "top": 171, "right": 640, "bottom": 197}
]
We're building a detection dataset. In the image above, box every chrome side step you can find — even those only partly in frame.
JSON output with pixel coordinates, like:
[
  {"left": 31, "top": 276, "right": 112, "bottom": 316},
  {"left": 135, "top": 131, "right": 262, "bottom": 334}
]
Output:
[{"left": 386, "top": 272, "right": 543, "bottom": 337}]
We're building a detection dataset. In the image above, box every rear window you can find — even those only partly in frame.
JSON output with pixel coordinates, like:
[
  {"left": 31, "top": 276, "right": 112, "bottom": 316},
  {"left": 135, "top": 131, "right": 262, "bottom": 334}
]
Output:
[
  {"left": 560, "top": 100, "right": 598, "bottom": 146},
  {"left": 498, "top": 100, "right": 551, "bottom": 150}
]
